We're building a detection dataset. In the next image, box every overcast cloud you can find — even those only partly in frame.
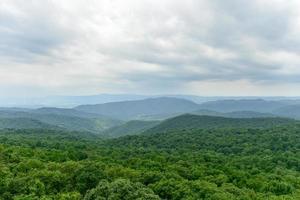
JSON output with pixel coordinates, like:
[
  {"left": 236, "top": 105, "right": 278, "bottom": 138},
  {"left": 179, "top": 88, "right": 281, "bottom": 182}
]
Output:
[{"left": 1, "top": 0, "right": 300, "bottom": 97}]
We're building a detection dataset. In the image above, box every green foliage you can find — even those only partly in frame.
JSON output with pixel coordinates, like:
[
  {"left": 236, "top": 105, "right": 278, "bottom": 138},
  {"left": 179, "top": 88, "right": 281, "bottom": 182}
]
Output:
[
  {"left": 146, "top": 114, "right": 296, "bottom": 133},
  {"left": 84, "top": 179, "right": 160, "bottom": 200},
  {"left": 1, "top": 123, "right": 300, "bottom": 199}
]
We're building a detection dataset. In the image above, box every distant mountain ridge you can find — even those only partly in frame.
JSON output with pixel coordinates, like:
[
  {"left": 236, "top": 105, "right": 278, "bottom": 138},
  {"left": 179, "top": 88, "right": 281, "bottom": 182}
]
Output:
[
  {"left": 2, "top": 97, "right": 300, "bottom": 136},
  {"left": 0, "top": 118, "right": 59, "bottom": 130},
  {"left": 196, "top": 99, "right": 300, "bottom": 120},
  {"left": 198, "top": 99, "right": 285, "bottom": 113},
  {"left": 74, "top": 97, "right": 298, "bottom": 120},
  {"left": 0, "top": 109, "right": 121, "bottom": 133},
  {"left": 75, "top": 97, "right": 199, "bottom": 120},
  {"left": 272, "top": 105, "right": 300, "bottom": 119},
  {"left": 2, "top": 94, "right": 300, "bottom": 108}
]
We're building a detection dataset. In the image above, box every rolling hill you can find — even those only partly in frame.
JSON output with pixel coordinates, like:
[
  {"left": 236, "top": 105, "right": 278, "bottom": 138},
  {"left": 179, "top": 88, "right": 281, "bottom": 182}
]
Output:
[
  {"left": 0, "top": 118, "right": 58, "bottom": 130},
  {"left": 109, "top": 119, "right": 300, "bottom": 154},
  {"left": 0, "top": 109, "right": 122, "bottom": 133},
  {"left": 146, "top": 114, "right": 296, "bottom": 133}
]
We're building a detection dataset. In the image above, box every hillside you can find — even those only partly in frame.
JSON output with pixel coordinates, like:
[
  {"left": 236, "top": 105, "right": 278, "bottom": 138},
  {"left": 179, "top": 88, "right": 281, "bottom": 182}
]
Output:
[
  {"left": 0, "top": 118, "right": 58, "bottom": 130},
  {"left": 27, "top": 114, "right": 119, "bottom": 133},
  {"left": 103, "top": 113, "right": 267, "bottom": 137},
  {"left": 146, "top": 114, "right": 296, "bottom": 133},
  {"left": 75, "top": 97, "right": 199, "bottom": 120},
  {"left": 103, "top": 120, "right": 160, "bottom": 137},
  {"left": 33, "top": 107, "right": 103, "bottom": 118},
  {"left": 109, "top": 122, "right": 300, "bottom": 153},
  {"left": 0, "top": 109, "right": 121, "bottom": 133}
]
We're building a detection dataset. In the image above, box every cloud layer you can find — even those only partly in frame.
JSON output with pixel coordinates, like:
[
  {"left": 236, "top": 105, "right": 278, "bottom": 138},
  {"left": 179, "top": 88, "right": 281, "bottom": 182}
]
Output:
[{"left": 1, "top": 0, "right": 300, "bottom": 96}]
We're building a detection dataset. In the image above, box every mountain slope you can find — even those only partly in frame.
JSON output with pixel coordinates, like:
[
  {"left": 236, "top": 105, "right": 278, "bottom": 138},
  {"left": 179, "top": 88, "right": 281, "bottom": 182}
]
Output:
[
  {"left": 33, "top": 107, "right": 103, "bottom": 118},
  {"left": 146, "top": 114, "right": 296, "bottom": 133},
  {"left": 0, "top": 118, "right": 58, "bottom": 130},
  {"left": 75, "top": 97, "right": 200, "bottom": 120},
  {"left": 109, "top": 122, "right": 300, "bottom": 153},
  {"left": 0, "top": 109, "right": 121, "bottom": 133},
  {"left": 103, "top": 120, "right": 160, "bottom": 137},
  {"left": 28, "top": 114, "right": 118, "bottom": 132}
]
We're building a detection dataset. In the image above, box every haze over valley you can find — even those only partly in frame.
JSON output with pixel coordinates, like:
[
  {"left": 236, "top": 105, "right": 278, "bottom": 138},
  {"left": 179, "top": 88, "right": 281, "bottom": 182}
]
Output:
[{"left": 1, "top": 96, "right": 300, "bottom": 136}]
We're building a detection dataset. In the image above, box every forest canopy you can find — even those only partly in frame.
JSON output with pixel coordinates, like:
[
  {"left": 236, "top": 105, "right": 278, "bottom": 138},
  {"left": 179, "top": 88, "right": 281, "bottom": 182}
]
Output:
[{"left": 1, "top": 123, "right": 300, "bottom": 199}]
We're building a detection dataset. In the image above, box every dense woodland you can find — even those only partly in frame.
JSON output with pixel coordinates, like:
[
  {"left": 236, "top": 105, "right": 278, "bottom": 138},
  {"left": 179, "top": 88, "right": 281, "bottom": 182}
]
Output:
[
  {"left": 1, "top": 98, "right": 300, "bottom": 199},
  {"left": 1, "top": 121, "right": 300, "bottom": 199}
]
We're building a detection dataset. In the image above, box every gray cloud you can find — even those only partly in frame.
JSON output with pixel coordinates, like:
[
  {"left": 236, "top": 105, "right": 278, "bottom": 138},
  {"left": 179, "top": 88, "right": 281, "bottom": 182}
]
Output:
[{"left": 0, "top": 0, "right": 300, "bottom": 97}]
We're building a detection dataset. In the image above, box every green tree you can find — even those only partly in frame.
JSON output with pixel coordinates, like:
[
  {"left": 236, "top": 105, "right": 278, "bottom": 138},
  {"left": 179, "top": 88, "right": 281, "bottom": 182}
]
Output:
[{"left": 84, "top": 179, "right": 160, "bottom": 200}]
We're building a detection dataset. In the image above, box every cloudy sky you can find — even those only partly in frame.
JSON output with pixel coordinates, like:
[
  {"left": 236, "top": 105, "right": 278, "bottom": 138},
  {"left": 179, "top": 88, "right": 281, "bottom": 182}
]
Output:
[{"left": 1, "top": 0, "right": 300, "bottom": 97}]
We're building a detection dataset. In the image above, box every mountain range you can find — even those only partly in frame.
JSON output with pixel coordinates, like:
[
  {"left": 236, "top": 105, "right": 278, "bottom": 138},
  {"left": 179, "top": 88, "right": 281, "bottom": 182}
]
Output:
[
  {"left": 1, "top": 97, "right": 300, "bottom": 136},
  {"left": 75, "top": 97, "right": 300, "bottom": 120}
]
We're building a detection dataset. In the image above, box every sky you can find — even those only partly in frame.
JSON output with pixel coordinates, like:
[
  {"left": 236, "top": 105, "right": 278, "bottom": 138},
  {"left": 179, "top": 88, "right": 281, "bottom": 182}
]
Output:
[{"left": 1, "top": 0, "right": 300, "bottom": 97}]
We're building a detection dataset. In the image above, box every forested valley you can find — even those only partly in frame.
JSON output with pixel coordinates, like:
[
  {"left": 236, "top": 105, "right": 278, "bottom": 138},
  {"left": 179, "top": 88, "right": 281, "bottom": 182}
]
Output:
[{"left": 2, "top": 98, "right": 300, "bottom": 199}]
